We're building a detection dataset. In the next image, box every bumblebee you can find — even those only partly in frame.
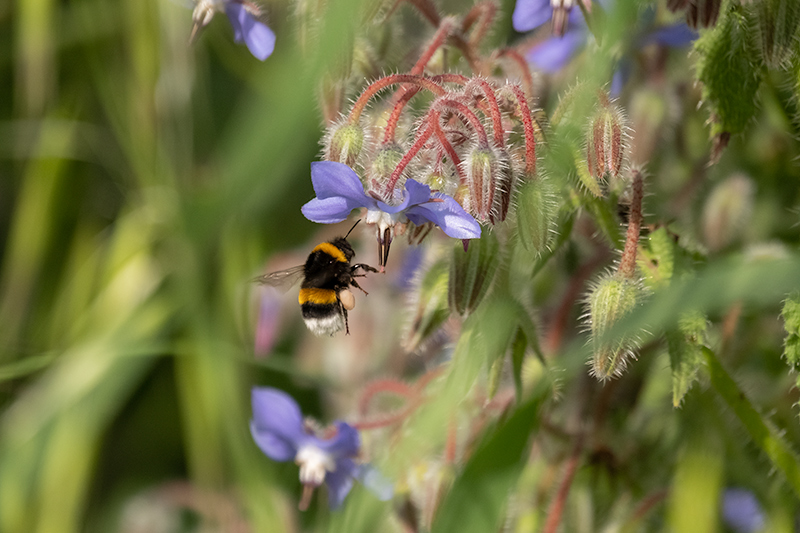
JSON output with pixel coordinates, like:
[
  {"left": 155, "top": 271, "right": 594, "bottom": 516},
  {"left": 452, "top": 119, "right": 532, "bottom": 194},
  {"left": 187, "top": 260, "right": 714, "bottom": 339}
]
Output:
[{"left": 255, "top": 222, "right": 378, "bottom": 336}]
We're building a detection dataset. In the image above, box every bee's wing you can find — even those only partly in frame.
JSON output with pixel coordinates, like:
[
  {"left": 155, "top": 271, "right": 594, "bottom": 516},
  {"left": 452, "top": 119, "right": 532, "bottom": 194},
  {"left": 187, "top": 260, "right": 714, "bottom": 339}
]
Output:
[{"left": 253, "top": 265, "right": 305, "bottom": 290}]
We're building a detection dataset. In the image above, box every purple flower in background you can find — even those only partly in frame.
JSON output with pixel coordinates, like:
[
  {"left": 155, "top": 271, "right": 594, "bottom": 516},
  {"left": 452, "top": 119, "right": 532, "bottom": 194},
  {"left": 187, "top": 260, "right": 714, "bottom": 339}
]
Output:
[
  {"left": 722, "top": 488, "right": 766, "bottom": 533},
  {"left": 513, "top": 0, "right": 584, "bottom": 36},
  {"left": 301, "top": 161, "right": 480, "bottom": 269},
  {"left": 251, "top": 387, "right": 391, "bottom": 509},
  {"left": 191, "top": 1, "right": 275, "bottom": 61}
]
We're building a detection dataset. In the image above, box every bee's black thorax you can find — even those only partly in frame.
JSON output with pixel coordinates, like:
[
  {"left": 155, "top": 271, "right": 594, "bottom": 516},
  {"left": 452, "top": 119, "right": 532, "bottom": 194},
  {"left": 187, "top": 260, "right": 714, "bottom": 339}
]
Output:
[{"left": 301, "top": 239, "right": 356, "bottom": 291}]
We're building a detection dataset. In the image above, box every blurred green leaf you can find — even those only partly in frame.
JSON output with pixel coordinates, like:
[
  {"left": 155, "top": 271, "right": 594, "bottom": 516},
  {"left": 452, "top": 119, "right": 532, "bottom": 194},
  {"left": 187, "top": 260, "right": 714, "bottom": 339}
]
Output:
[{"left": 430, "top": 390, "right": 544, "bottom": 533}]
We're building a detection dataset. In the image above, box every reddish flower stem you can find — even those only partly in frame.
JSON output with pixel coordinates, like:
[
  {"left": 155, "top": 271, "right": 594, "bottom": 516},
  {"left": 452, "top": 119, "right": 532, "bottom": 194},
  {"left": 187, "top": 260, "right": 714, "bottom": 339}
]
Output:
[
  {"left": 411, "top": 18, "right": 456, "bottom": 75},
  {"left": 382, "top": 73, "right": 468, "bottom": 144},
  {"left": 462, "top": 1, "right": 497, "bottom": 47},
  {"left": 509, "top": 84, "right": 537, "bottom": 175},
  {"left": 429, "top": 110, "right": 465, "bottom": 180},
  {"left": 432, "top": 97, "right": 490, "bottom": 148},
  {"left": 466, "top": 78, "right": 505, "bottom": 148},
  {"left": 386, "top": 121, "right": 435, "bottom": 193},
  {"left": 496, "top": 48, "right": 535, "bottom": 101},
  {"left": 348, "top": 74, "right": 446, "bottom": 124},
  {"left": 542, "top": 438, "right": 584, "bottom": 533},
  {"left": 618, "top": 169, "right": 644, "bottom": 278},
  {"left": 358, "top": 379, "right": 417, "bottom": 416}
]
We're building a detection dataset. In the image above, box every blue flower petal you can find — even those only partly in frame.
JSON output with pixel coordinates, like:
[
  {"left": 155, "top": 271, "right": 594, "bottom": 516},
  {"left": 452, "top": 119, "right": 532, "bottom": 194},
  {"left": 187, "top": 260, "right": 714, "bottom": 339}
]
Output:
[
  {"left": 406, "top": 194, "right": 481, "bottom": 239},
  {"left": 376, "top": 179, "right": 432, "bottom": 214},
  {"left": 526, "top": 29, "right": 586, "bottom": 73},
  {"left": 251, "top": 387, "right": 306, "bottom": 461},
  {"left": 224, "top": 4, "right": 275, "bottom": 61},
  {"left": 512, "top": 0, "right": 552, "bottom": 32},
  {"left": 356, "top": 464, "right": 394, "bottom": 501},
  {"left": 315, "top": 421, "right": 361, "bottom": 458},
  {"left": 302, "top": 196, "right": 363, "bottom": 224},
  {"left": 325, "top": 458, "right": 359, "bottom": 509},
  {"left": 722, "top": 488, "right": 765, "bottom": 533},
  {"left": 311, "top": 161, "right": 371, "bottom": 201},
  {"left": 302, "top": 162, "right": 376, "bottom": 223}
]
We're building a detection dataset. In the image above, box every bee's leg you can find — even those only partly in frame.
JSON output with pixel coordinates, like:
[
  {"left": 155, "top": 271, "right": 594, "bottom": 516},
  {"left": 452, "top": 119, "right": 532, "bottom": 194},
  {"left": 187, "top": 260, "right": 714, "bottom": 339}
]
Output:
[
  {"left": 352, "top": 263, "right": 379, "bottom": 275},
  {"left": 350, "top": 278, "right": 369, "bottom": 296},
  {"left": 343, "top": 306, "right": 350, "bottom": 335}
]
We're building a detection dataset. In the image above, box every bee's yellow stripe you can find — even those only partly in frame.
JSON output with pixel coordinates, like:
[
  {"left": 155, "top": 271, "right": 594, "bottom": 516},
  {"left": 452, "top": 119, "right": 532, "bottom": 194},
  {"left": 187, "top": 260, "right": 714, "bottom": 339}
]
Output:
[
  {"left": 312, "top": 242, "right": 347, "bottom": 263},
  {"left": 299, "top": 288, "right": 338, "bottom": 305}
]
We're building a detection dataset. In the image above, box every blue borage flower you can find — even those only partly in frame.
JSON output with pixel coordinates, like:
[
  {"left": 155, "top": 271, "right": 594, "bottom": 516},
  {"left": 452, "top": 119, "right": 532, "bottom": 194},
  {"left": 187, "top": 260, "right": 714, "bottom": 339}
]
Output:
[
  {"left": 301, "top": 161, "right": 481, "bottom": 269},
  {"left": 250, "top": 387, "right": 392, "bottom": 510},
  {"left": 513, "top": 0, "right": 696, "bottom": 92},
  {"left": 191, "top": 0, "right": 275, "bottom": 61},
  {"left": 721, "top": 488, "right": 766, "bottom": 533}
]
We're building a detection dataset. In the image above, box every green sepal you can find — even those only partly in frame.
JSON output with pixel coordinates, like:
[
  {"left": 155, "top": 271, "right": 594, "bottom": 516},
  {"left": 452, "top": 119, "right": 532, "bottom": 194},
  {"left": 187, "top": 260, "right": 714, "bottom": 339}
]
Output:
[
  {"left": 448, "top": 231, "right": 500, "bottom": 317},
  {"left": 516, "top": 177, "right": 558, "bottom": 257},
  {"left": 403, "top": 259, "right": 451, "bottom": 352}
]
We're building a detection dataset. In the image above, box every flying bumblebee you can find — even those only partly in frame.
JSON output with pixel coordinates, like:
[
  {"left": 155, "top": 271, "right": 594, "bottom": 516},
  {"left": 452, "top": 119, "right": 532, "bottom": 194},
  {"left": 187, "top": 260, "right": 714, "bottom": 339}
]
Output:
[{"left": 255, "top": 221, "right": 378, "bottom": 336}]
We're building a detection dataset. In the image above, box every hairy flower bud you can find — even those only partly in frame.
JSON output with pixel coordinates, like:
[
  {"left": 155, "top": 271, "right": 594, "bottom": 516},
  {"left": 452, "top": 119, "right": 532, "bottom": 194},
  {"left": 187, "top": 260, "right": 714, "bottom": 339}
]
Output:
[
  {"left": 516, "top": 177, "right": 557, "bottom": 256},
  {"left": 701, "top": 173, "right": 754, "bottom": 252},
  {"left": 464, "top": 147, "right": 500, "bottom": 223},
  {"left": 586, "top": 273, "right": 644, "bottom": 380},
  {"left": 368, "top": 143, "right": 405, "bottom": 189},
  {"left": 490, "top": 150, "right": 516, "bottom": 224},
  {"left": 586, "top": 98, "right": 629, "bottom": 181},
  {"left": 448, "top": 231, "right": 499, "bottom": 317},
  {"left": 325, "top": 122, "right": 366, "bottom": 167}
]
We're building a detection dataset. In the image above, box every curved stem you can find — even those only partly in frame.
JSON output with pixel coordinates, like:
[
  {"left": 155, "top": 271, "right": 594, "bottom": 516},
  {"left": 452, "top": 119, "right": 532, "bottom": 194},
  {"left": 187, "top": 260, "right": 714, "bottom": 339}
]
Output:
[
  {"left": 466, "top": 78, "right": 505, "bottom": 148},
  {"left": 348, "top": 74, "right": 446, "bottom": 124},
  {"left": 496, "top": 48, "right": 535, "bottom": 103},
  {"left": 432, "top": 97, "right": 490, "bottom": 148},
  {"left": 385, "top": 121, "right": 435, "bottom": 193},
  {"left": 509, "top": 84, "right": 537, "bottom": 175}
]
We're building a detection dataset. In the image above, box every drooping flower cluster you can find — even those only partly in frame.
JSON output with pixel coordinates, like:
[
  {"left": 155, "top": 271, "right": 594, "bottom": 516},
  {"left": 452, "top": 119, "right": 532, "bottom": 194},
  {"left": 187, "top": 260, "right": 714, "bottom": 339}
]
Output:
[{"left": 303, "top": 71, "right": 542, "bottom": 267}]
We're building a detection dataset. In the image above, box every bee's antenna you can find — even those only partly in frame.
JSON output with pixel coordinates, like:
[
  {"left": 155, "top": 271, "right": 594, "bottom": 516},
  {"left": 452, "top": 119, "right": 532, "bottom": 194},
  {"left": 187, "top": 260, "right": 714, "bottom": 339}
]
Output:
[{"left": 344, "top": 219, "right": 361, "bottom": 239}]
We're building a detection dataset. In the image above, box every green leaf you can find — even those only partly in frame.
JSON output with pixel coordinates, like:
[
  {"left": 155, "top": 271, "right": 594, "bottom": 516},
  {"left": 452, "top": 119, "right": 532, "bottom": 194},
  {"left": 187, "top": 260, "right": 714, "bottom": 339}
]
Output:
[
  {"left": 695, "top": 3, "right": 763, "bottom": 136},
  {"left": 666, "top": 311, "right": 707, "bottom": 407},
  {"left": 702, "top": 347, "right": 800, "bottom": 498},
  {"left": 430, "top": 391, "right": 545, "bottom": 533},
  {"left": 781, "top": 292, "right": 800, "bottom": 371}
]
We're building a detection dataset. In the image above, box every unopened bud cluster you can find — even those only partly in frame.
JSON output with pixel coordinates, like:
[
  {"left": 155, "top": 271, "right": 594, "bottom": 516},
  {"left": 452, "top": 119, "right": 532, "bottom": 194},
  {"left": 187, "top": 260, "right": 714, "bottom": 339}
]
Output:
[
  {"left": 586, "top": 94, "right": 629, "bottom": 185},
  {"left": 322, "top": 72, "right": 542, "bottom": 232}
]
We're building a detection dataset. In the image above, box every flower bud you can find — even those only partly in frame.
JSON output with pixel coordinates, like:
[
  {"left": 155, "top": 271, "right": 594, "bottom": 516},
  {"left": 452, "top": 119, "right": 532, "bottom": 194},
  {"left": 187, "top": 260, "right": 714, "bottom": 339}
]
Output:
[
  {"left": 325, "top": 122, "right": 366, "bottom": 167},
  {"left": 586, "top": 98, "right": 628, "bottom": 181},
  {"left": 516, "top": 177, "right": 557, "bottom": 256},
  {"left": 368, "top": 143, "right": 405, "bottom": 189},
  {"left": 403, "top": 259, "right": 451, "bottom": 352},
  {"left": 701, "top": 173, "right": 754, "bottom": 252},
  {"left": 448, "top": 231, "right": 499, "bottom": 317},
  {"left": 464, "top": 147, "right": 500, "bottom": 223},
  {"left": 754, "top": 0, "right": 800, "bottom": 67},
  {"left": 490, "top": 150, "right": 516, "bottom": 224},
  {"left": 585, "top": 273, "right": 643, "bottom": 380}
]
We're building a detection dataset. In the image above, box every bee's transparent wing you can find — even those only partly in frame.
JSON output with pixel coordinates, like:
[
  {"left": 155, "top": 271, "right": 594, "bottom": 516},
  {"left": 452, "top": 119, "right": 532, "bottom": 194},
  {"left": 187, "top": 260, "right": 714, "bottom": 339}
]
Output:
[{"left": 253, "top": 265, "right": 305, "bottom": 290}]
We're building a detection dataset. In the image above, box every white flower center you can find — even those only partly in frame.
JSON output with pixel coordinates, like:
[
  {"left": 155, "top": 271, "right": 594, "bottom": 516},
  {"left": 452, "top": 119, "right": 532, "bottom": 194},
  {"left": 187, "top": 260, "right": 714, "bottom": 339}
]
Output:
[{"left": 295, "top": 445, "right": 336, "bottom": 487}]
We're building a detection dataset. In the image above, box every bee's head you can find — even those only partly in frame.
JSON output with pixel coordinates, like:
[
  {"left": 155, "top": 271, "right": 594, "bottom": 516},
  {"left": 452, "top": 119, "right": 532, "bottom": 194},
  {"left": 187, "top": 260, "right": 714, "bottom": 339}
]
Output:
[{"left": 330, "top": 237, "right": 355, "bottom": 262}]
